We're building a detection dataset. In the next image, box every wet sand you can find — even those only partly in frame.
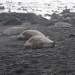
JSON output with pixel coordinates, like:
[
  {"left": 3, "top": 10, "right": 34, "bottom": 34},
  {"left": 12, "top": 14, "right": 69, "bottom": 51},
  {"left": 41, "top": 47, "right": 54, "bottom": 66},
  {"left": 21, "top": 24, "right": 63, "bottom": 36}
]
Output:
[{"left": 0, "top": 12, "right": 75, "bottom": 75}]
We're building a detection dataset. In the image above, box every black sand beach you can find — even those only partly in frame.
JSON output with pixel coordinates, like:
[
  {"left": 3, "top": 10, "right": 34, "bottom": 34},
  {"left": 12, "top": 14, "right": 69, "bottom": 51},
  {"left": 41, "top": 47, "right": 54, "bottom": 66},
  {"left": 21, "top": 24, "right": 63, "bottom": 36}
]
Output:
[{"left": 0, "top": 11, "right": 75, "bottom": 75}]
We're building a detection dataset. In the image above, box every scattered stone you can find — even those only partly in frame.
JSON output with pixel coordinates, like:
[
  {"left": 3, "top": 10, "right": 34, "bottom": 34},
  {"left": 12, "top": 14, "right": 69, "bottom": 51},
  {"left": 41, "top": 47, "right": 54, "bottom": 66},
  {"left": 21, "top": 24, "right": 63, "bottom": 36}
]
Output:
[
  {"left": 68, "top": 34, "right": 75, "bottom": 38},
  {"left": 3, "top": 18, "right": 22, "bottom": 25},
  {"left": 51, "top": 13, "right": 62, "bottom": 19},
  {"left": 62, "top": 9, "right": 70, "bottom": 14},
  {"left": 0, "top": 6, "right": 5, "bottom": 10}
]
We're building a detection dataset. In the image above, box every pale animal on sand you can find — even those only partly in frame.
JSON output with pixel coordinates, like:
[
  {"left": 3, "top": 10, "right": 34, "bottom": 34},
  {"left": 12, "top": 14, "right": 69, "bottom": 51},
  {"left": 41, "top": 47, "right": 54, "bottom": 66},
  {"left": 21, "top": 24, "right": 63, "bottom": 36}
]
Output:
[{"left": 24, "top": 35, "right": 55, "bottom": 49}]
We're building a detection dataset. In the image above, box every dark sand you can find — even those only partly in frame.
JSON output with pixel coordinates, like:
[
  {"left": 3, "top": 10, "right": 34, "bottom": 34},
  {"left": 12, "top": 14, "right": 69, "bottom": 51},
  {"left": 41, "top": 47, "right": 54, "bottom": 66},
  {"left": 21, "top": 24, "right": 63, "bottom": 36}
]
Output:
[{"left": 0, "top": 12, "right": 75, "bottom": 75}]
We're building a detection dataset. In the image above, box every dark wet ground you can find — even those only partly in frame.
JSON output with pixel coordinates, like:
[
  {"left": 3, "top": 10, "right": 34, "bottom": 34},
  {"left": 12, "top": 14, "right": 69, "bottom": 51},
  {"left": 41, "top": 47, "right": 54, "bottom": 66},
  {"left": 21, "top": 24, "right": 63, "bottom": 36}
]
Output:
[{"left": 0, "top": 12, "right": 75, "bottom": 75}]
